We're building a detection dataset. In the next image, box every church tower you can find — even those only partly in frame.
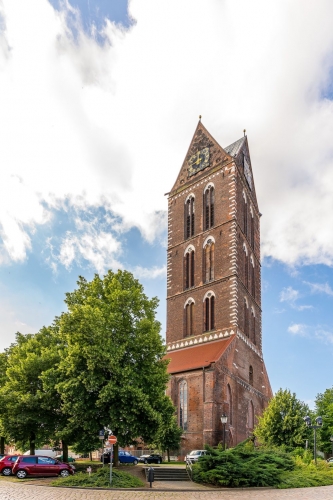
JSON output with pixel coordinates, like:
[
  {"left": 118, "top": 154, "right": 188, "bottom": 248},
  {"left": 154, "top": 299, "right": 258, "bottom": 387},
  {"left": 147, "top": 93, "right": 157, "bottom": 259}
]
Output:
[{"left": 165, "top": 120, "right": 272, "bottom": 454}]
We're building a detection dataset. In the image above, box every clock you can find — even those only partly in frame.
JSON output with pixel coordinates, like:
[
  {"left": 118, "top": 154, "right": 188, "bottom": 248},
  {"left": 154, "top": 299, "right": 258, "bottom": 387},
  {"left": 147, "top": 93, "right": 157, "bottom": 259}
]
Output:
[
  {"left": 188, "top": 147, "right": 210, "bottom": 177},
  {"left": 244, "top": 157, "right": 252, "bottom": 190}
]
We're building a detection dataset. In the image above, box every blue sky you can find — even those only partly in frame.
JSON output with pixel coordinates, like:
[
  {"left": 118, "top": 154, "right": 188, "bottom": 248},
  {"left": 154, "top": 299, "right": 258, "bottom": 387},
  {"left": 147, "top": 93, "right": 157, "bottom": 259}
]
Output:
[{"left": 1, "top": 0, "right": 333, "bottom": 410}]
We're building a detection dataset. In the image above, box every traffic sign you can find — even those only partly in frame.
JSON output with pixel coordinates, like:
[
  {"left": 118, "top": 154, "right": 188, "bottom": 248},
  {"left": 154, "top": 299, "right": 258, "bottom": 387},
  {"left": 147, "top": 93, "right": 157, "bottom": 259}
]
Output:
[
  {"left": 108, "top": 435, "right": 117, "bottom": 445},
  {"left": 98, "top": 429, "right": 105, "bottom": 440}
]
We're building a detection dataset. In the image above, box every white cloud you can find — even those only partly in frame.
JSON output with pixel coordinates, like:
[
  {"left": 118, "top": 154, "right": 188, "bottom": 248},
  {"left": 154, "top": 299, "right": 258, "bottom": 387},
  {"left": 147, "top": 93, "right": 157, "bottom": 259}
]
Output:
[
  {"left": 131, "top": 265, "right": 166, "bottom": 280},
  {"left": 314, "top": 328, "right": 333, "bottom": 344},
  {"left": 304, "top": 281, "right": 333, "bottom": 296},
  {"left": 280, "top": 286, "right": 312, "bottom": 311},
  {"left": 288, "top": 323, "right": 308, "bottom": 336},
  {"left": 0, "top": 0, "right": 333, "bottom": 268}
]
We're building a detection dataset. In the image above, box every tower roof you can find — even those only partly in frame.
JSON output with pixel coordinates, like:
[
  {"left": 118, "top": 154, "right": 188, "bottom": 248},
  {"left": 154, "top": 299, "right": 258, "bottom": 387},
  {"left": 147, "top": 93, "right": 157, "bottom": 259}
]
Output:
[{"left": 224, "top": 137, "right": 246, "bottom": 157}]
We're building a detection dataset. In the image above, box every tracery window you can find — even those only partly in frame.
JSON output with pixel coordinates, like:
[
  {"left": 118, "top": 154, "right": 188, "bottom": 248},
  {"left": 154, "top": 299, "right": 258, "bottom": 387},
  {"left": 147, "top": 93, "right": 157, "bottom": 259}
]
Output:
[
  {"left": 227, "top": 384, "right": 233, "bottom": 425},
  {"left": 184, "top": 298, "right": 194, "bottom": 337},
  {"left": 204, "top": 184, "right": 215, "bottom": 230},
  {"left": 247, "top": 400, "right": 254, "bottom": 431},
  {"left": 204, "top": 291, "right": 215, "bottom": 332},
  {"left": 179, "top": 380, "right": 188, "bottom": 431},
  {"left": 203, "top": 238, "right": 215, "bottom": 283},
  {"left": 184, "top": 246, "right": 195, "bottom": 289},
  {"left": 250, "top": 206, "right": 254, "bottom": 249},
  {"left": 243, "top": 192, "right": 247, "bottom": 236},
  {"left": 244, "top": 244, "right": 249, "bottom": 288},
  {"left": 249, "top": 365, "right": 253, "bottom": 386},
  {"left": 251, "top": 307, "right": 256, "bottom": 345},
  {"left": 185, "top": 195, "right": 195, "bottom": 239},
  {"left": 244, "top": 298, "right": 249, "bottom": 337},
  {"left": 250, "top": 256, "right": 255, "bottom": 297}
]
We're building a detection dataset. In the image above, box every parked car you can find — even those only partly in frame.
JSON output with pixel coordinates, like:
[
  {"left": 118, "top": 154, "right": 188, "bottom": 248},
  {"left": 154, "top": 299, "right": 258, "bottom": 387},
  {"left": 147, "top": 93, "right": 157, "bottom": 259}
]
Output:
[
  {"left": 327, "top": 457, "right": 333, "bottom": 463},
  {"left": 0, "top": 455, "right": 19, "bottom": 476},
  {"left": 0, "top": 455, "right": 6, "bottom": 460},
  {"left": 23, "top": 449, "right": 57, "bottom": 458},
  {"left": 185, "top": 450, "right": 207, "bottom": 463},
  {"left": 55, "top": 455, "right": 76, "bottom": 463},
  {"left": 12, "top": 455, "right": 75, "bottom": 479},
  {"left": 138, "top": 454, "right": 163, "bottom": 464},
  {"left": 101, "top": 451, "right": 139, "bottom": 465}
]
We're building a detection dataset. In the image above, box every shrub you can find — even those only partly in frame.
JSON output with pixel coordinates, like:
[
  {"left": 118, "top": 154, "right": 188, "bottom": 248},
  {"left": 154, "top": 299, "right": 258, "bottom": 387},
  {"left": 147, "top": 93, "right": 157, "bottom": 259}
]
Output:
[
  {"left": 192, "top": 441, "right": 294, "bottom": 488},
  {"left": 51, "top": 467, "right": 144, "bottom": 488}
]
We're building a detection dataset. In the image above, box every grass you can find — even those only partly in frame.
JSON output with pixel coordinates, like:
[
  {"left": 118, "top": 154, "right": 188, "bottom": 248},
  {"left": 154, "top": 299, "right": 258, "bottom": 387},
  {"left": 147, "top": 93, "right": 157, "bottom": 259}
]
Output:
[{"left": 51, "top": 466, "right": 145, "bottom": 489}]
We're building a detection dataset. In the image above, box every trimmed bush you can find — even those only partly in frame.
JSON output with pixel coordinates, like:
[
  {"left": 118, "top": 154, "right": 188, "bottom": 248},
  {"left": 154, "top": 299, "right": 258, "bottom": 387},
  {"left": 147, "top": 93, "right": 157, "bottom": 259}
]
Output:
[{"left": 51, "top": 467, "right": 145, "bottom": 488}]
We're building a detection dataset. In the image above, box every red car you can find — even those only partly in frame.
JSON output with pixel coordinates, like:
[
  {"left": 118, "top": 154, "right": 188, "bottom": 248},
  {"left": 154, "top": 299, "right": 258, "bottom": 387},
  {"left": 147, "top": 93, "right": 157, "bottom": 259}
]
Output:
[
  {"left": 12, "top": 455, "right": 75, "bottom": 478},
  {"left": 0, "top": 455, "right": 20, "bottom": 476}
]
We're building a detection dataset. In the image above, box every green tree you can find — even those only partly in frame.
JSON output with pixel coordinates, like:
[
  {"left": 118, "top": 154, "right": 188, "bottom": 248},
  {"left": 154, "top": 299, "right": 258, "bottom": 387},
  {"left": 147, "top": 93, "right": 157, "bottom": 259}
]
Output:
[
  {"left": 255, "top": 389, "right": 311, "bottom": 450},
  {"left": 0, "top": 328, "right": 63, "bottom": 454},
  {"left": 55, "top": 270, "right": 174, "bottom": 452},
  {"left": 154, "top": 415, "right": 183, "bottom": 462},
  {"left": 315, "top": 387, "right": 333, "bottom": 455}
]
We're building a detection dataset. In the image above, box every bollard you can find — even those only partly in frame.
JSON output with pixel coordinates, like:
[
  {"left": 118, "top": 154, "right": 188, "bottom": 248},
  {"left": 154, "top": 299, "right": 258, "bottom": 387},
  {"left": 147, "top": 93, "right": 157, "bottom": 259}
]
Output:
[
  {"left": 148, "top": 467, "right": 154, "bottom": 488},
  {"left": 87, "top": 466, "right": 92, "bottom": 476}
]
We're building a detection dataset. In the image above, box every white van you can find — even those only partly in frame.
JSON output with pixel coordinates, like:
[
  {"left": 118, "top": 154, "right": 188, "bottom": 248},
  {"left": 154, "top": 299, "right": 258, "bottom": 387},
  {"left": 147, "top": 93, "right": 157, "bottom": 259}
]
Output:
[{"left": 23, "top": 449, "right": 57, "bottom": 458}]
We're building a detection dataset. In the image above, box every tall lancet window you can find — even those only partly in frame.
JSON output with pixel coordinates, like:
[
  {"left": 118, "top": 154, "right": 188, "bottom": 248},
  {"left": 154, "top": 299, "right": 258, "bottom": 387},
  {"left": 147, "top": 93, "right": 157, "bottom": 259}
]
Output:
[
  {"left": 204, "top": 291, "right": 215, "bottom": 332},
  {"left": 184, "top": 246, "right": 195, "bottom": 289},
  {"left": 203, "top": 238, "right": 215, "bottom": 283},
  {"left": 184, "top": 298, "right": 194, "bottom": 337},
  {"left": 185, "top": 196, "right": 195, "bottom": 239},
  {"left": 204, "top": 184, "right": 215, "bottom": 230},
  {"left": 179, "top": 380, "right": 188, "bottom": 431}
]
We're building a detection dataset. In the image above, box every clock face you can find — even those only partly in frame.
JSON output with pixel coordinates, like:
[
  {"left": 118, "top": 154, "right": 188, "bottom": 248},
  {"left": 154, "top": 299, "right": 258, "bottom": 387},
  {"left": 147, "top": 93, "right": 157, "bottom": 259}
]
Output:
[
  {"left": 188, "top": 147, "right": 210, "bottom": 177},
  {"left": 244, "top": 157, "right": 252, "bottom": 190}
]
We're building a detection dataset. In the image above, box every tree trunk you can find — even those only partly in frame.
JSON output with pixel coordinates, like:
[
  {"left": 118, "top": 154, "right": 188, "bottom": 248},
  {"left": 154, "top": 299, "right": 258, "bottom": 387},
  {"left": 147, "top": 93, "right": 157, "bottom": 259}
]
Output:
[
  {"left": 29, "top": 431, "right": 36, "bottom": 455},
  {"left": 89, "top": 451, "right": 92, "bottom": 461},
  {"left": 167, "top": 448, "right": 170, "bottom": 462},
  {"left": 62, "top": 440, "right": 69, "bottom": 462},
  {"left": 113, "top": 442, "right": 119, "bottom": 467},
  {"left": 0, "top": 436, "right": 5, "bottom": 455}
]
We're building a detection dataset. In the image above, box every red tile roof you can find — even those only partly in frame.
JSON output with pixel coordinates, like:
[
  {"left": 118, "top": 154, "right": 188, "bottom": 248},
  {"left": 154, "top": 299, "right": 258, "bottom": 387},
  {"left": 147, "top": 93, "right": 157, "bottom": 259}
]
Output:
[{"left": 164, "top": 336, "right": 235, "bottom": 374}]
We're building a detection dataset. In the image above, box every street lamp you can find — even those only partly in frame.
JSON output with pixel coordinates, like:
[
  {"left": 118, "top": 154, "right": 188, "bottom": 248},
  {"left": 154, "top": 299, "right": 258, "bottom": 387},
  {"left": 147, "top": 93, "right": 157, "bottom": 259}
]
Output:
[
  {"left": 303, "top": 416, "right": 323, "bottom": 465},
  {"left": 330, "top": 436, "right": 333, "bottom": 458},
  {"left": 221, "top": 414, "right": 228, "bottom": 451}
]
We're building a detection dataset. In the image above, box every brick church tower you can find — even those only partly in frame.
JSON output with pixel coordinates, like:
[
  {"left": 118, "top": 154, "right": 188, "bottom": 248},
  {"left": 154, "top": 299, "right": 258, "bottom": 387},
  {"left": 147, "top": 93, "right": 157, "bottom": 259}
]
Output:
[{"left": 164, "top": 120, "right": 272, "bottom": 454}]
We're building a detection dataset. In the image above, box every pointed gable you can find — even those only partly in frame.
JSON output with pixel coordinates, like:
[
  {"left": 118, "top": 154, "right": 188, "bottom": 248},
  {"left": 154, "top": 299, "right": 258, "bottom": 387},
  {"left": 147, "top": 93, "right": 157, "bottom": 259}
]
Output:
[{"left": 170, "top": 120, "right": 231, "bottom": 194}]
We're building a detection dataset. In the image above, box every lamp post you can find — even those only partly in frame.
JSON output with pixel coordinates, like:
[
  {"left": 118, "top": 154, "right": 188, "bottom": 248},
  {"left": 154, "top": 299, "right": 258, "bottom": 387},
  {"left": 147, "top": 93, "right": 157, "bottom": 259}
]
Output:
[
  {"left": 330, "top": 436, "right": 333, "bottom": 458},
  {"left": 221, "top": 414, "right": 228, "bottom": 451},
  {"left": 303, "top": 416, "right": 323, "bottom": 465}
]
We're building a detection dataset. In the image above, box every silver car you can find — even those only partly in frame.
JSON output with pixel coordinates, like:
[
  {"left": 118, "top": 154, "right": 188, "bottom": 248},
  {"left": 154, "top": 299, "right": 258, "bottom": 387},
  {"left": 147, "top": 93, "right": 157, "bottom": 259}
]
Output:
[{"left": 185, "top": 450, "right": 207, "bottom": 463}]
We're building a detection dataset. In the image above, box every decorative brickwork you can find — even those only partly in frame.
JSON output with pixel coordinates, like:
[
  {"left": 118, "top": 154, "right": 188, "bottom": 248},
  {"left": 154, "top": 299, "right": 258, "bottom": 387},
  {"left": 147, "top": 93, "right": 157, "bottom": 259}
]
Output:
[{"left": 164, "top": 121, "right": 272, "bottom": 456}]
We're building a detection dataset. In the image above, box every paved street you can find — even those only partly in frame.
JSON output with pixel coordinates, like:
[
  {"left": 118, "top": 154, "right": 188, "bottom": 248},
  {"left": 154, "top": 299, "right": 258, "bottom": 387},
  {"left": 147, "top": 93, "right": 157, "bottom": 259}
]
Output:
[{"left": 2, "top": 482, "right": 333, "bottom": 499}]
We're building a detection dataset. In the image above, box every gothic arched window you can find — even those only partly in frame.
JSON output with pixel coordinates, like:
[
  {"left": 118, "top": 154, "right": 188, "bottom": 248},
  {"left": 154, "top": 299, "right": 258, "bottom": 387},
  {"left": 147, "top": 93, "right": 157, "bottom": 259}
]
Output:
[
  {"left": 184, "top": 298, "right": 194, "bottom": 337},
  {"left": 204, "top": 184, "right": 215, "bottom": 230},
  {"left": 247, "top": 400, "right": 254, "bottom": 431},
  {"left": 204, "top": 291, "right": 215, "bottom": 332},
  {"left": 179, "top": 380, "right": 188, "bottom": 431},
  {"left": 244, "top": 244, "right": 249, "bottom": 288},
  {"left": 184, "top": 246, "right": 195, "bottom": 289},
  {"left": 251, "top": 307, "right": 256, "bottom": 345},
  {"left": 203, "top": 238, "right": 215, "bottom": 283},
  {"left": 243, "top": 192, "right": 247, "bottom": 236},
  {"left": 250, "top": 206, "right": 254, "bottom": 248},
  {"left": 249, "top": 365, "right": 253, "bottom": 386},
  {"left": 227, "top": 384, "right": 233, "bottom": 425},
  {"left": 244, "top": 298, "right": 249, "bottom": 337},
  {"left": 185, "top": 195, "right": 195, "bottom": 239},
  {"left": 250, "top": 256, "right": 255, "bottom": 297}
]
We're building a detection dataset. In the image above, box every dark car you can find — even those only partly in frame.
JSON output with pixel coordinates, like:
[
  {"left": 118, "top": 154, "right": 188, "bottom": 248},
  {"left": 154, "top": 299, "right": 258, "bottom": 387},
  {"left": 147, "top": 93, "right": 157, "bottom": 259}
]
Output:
[
  {"left": 138, "top": 454, "right": 163, "bottom": 464},
  {"left": 55, "top": 454, "right": 76, "bottom": 463},
  {"left": 0, "top": 455, "right": 19, "bottom": 476},
  {"left": 12, "top": 455, "right": 75, "bottom": 479},
  {"left": 101, "top": 451, "right": 139, "bottom": 465}
]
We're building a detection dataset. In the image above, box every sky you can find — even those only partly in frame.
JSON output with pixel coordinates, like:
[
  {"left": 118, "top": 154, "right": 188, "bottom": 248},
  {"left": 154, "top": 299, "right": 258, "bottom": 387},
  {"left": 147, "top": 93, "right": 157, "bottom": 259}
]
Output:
[{"left": 0, "top": 0, "right": 333, "bottom": 410}]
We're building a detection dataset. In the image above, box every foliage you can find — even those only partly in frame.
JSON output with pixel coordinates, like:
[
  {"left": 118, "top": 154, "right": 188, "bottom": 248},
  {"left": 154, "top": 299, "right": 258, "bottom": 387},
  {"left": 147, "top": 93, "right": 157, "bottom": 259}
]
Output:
[
  {"left": 278, "top": 458, "right": 333, "bottom": 489},
  {"left": 315, "top": 387, "right": 333, "bottom": 455},
  {"left": 0, "top": 328, "right": 63, "bottom": 452},
  {"left": 152, "top": 415, "right": 182, "bottom": 461},
  {"left": 52, "top": 466, "right": 144, "bottom": 488},
  {"left": 55, "top": 271, "right": 174, "bottom": 450},
  {"left": 192, "top": 441, "right": 294, "bottom": 487},
  {"left": 254, "top": 389, "right": 311, "bottom": 450}
]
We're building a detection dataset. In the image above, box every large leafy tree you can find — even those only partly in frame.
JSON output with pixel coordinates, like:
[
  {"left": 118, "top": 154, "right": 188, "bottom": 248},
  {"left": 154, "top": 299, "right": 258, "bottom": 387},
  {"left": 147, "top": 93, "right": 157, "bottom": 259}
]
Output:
[
  {"left": 315, "top": 387, "right": 333, "bottom": 455},
  {"left": 0, "top": 328, "right": 63, "bottom": 454},
  {"left": 255, "top": 388, "right": 311, "bottom": 450},
  {"left": 55, "top": 270, "right": 174, "bottom": 450},
  {"left": 153, "top": 415, "right": 183, "bottom": 462}
]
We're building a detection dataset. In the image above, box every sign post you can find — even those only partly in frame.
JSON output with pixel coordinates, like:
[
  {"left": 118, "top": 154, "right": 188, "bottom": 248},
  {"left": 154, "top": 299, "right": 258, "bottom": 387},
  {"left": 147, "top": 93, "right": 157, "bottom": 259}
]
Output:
[
  {"left": 98, "top": 429, "right": 105, "bottom": 467},
  {"left": 108, "top": 435, "right": 117, "bottom": 485}
]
